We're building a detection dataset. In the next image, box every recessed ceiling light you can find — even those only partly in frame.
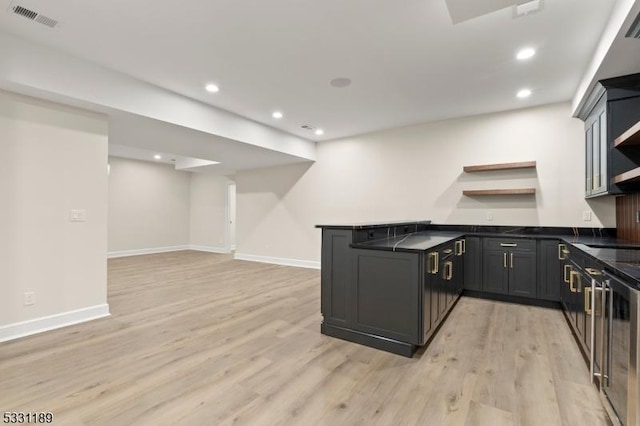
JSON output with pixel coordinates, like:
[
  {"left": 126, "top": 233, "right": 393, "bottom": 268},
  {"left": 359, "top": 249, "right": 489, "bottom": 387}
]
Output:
[
  {"left": 154, "top": 154, "right": 162, "bottom": 160},
  {"left": 205, "top": 84, "right": 219, "bottom": 93},
  {"left": 517, "top": 89, "right": 532, "bottom": 98},
  {"left": 315, "top": 129, "right": 324, "bottom": 136},
  {"left": 272, "top": 111, "right": 283, "bottom": 119},
  {"left": 516, "top": 48, "right": 535, "bottom": 60}
]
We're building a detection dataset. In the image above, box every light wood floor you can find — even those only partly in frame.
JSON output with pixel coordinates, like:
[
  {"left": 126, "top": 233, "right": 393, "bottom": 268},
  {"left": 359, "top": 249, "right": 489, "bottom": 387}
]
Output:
[{"left": 0, "top": 251, "right": 609, "bottom": 425}]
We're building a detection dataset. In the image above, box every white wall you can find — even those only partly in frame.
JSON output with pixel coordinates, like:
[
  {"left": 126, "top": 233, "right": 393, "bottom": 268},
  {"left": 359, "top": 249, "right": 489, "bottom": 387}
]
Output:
[
  {"left": 108, "top": 157, "right": 191, "bottom": 253},
  {"left": 0, "top": 90, "right": 109, "bottom": 332},
  {"left": 235, "top": 102, "right": 617, "bottom": 264},
  {"left": 189, "top": 173, "right": 232, "bottom": 251}
]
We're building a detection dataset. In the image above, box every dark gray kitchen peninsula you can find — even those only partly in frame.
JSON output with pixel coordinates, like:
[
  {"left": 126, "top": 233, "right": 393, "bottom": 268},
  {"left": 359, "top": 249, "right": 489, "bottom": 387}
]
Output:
[{"left": 317, "top": 221, "right": 465, "bottom": 357}]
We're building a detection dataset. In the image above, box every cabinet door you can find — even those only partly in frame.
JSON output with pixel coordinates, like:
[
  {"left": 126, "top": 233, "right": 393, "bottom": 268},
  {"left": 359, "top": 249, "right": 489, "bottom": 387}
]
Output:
[
  {"left": 482, "top": 250, "right": 509, "bottom": 295},
  {"left": 423, "top": 252, "right": 435, "bottom": 343},
  {"left": 537, "top": 240, "right": 562, "bottom": 301},
  {"left": 508, "top": 251, "right": 537, "bottom": 298},
  {"left": 321, "top": 229, "right": 353, "bottom": 326},
  {"left": 585, "top": 125, "right": 594, "bottom": 197},
  {"left": 463, "top": 237, "right": 481, "bottom": 291}
]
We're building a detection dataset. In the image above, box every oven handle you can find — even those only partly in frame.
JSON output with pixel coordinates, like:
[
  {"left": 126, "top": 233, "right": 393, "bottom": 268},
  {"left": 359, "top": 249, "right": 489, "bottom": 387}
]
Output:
[{"left": 589, "top": 278, "right": 595, "bottom": 383}]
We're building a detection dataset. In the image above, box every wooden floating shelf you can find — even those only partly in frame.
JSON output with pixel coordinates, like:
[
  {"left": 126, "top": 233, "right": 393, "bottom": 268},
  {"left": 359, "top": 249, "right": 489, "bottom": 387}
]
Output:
[
  {"left": 614, "top": 167, "right": 640, "bottom": 184},
  {"left": 463, "top": 161, "right": 537, "bottom": 173},
  {"left": 614, "top": 120, "right": 640, "bottom": 147},
  {"left": 463, "top": 188, "right": 536, "bottom": 196}
]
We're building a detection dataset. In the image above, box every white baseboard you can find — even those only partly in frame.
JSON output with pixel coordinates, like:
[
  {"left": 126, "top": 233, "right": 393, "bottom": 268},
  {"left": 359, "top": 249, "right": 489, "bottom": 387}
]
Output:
[
  {"left": 189, "top": 245, "right": 231, "bottom": 254},
  {"left": 234, "top": 253, "right": 320, "bottom": 269},
  {"left": 108, "top": 245, "right": 190, "bottom": 258},
  {"left": 0, "top": 304, "right": 110, "bottom": 343}
]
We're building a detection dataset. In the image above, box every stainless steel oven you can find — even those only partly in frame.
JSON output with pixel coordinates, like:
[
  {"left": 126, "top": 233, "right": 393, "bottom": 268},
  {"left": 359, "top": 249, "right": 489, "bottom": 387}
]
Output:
[{"left": 593, "top": 271, "right": 640, "bottom": 426}]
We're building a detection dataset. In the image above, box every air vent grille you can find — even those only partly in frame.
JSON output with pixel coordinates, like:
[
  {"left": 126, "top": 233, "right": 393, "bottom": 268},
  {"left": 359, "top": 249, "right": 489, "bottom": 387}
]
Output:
[
  {"left": 8, "top": 2, "right": 58, "bottom": 28},
  {"left": 35, "top": 14, "right": 58, "bottom": 28},
  {"left": 626, "top": 11, "right": 640, "bottom": 39},
  {"left": 12, "top": 5, "right": 37, "bottom": 20}
]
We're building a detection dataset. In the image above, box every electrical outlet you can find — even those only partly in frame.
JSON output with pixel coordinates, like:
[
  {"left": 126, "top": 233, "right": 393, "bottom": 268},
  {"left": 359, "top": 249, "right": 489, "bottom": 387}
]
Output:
[
  {"left": 486, "top": 211, "right": 493, "bottom": 221},
  {"left": 24, "top": 292, "right": 35, "bottom": 306},
  {"left": 582, "top": 211, "right": 592, "bottom": 222}
]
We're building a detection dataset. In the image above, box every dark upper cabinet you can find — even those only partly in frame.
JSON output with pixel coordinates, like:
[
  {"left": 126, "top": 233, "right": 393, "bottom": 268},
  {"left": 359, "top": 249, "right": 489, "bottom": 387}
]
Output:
[
  {"left": 537, "top": 240, "right": 563, "bottom": 302},
  {"left": 576, "top": 73, "right": 640, "bottom": 198},
  {"left": 482, "top": 238, "right": 537, "bottom": 298}
]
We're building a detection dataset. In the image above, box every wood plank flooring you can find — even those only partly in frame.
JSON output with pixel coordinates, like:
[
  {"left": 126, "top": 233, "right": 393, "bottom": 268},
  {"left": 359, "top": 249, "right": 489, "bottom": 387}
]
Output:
[{"left": 0, "top": 251, "right": 609, "bottom": 425}]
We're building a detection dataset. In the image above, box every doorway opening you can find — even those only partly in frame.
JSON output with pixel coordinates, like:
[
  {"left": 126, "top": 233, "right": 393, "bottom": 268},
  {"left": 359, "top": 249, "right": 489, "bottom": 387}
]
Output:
[{"left": 226, "top": 181, "right": 236, "bottom": 252}]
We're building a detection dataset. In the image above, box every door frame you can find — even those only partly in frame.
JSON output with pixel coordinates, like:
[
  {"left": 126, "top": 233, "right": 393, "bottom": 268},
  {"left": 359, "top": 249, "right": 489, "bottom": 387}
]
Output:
[{"left": 225, "top": 181, "right": 236, "bottom": 252}]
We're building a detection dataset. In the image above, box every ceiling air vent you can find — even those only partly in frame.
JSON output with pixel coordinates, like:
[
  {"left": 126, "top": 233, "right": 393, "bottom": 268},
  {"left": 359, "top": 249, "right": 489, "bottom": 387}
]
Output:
[
  {"left": 8, "top": 2, "right": 58, "bottom": 28},
  {"left": 626, "top": 11, "right": 640, "bottom": 39}
]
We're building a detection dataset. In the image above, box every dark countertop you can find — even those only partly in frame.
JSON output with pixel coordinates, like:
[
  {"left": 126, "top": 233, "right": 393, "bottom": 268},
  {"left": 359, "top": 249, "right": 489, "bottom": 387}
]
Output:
[
  {"left": 316, "top": 220, "right": 430, "bottom": 229},
  {"left": 352, "top": 231, "right": 464, "bottom": 252},
  {"left": 322, "top": 220, "right": 640, "bottom": 287}
]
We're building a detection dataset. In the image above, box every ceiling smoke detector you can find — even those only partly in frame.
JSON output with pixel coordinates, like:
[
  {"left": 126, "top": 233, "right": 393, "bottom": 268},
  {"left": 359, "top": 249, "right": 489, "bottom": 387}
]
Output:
[{"left": 8, "top": 2, "right": 58, "bottom": 28}]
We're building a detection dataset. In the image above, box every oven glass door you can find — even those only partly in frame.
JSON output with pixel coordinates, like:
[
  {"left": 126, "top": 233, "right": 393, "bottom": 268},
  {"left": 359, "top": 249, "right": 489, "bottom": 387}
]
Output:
[{"left": 602, "top": 274, "right": 632, "bottom": 426}]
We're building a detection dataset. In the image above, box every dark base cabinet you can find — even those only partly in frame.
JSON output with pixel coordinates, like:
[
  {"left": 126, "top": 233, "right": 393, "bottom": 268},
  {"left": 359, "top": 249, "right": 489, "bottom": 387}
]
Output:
[
  {"left": 537, "top": 240, "right": 562, "bottom": 301},
  {"left": 463, "top": 236, "right": 481, "bottom": 291},
  {"left": 481, "top": 238, "right": 536, "bottom": 298}
]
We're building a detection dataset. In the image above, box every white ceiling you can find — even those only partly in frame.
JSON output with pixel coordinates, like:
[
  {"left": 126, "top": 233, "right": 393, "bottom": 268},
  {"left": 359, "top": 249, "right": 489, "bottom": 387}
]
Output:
[{"left": 0, "top": 0, "right": 628, "bottom": 145}]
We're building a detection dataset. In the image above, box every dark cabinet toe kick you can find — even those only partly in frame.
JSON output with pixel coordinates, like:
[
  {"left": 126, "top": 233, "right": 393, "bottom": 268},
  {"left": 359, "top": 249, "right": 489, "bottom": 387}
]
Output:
[{"left": 321, "top": 322, "right": 417, "bottom": 358}]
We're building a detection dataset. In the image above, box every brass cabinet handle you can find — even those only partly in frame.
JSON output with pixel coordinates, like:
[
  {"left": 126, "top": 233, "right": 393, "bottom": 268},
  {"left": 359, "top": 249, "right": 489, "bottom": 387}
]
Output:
[
  {"left": 462, "top": 239, "right": 466, "bottom": 253},
  {"left": 503, "top": 253, "right": 507, "bottom": 268},
  {"left": 585, "top": 287, "right": 592, "bottom": 314},
  {"left": 558, "top": 244, "right": 567, "bottom": 260},
  {"left": 569, "top": 271, "right": 580, "bottom": 293},
  {"left": 443, "top": 249, "right": 453, "bottom": 254},
  {"left": 429, "top": 252, "right": 439, "bottom": 274},
  {"left": 455, "top": 241, "right": 463, "bottom": 256},
  {"left": 564, "top": 265, "right": 571, "bottom": 283},
  {"left": 510, "top": 253, "right": 514, "bottom": 268},
  {"left": 500, "top": 243, "right": 517, "bottom": 247},
  {"left": 443, "top": 261, "right": 453, "bottom": 280},
  {"left": 585, "top": 267, "right": 602, "bottom": 276}
]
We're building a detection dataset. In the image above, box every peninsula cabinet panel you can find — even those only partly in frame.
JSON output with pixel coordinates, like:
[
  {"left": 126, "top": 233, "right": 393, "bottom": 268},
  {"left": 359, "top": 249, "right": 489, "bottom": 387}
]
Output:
[
  {"left": 351, "top": 249, "right": 421, "bottom": 345},
  {"left": 508, "top": 252, "right": 537, "bottom": 298}
]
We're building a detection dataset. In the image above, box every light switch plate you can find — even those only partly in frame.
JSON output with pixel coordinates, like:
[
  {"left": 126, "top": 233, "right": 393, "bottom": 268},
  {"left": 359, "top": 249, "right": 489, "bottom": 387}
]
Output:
[
  {"left": 486, "top": 211, "right": 493, "bottom": 221},
  {"left": 582, "top": 211, "right": 592, "bottom": 222},
  {"left": 70, "top": 209, "right": 87, "bottom": 222}
]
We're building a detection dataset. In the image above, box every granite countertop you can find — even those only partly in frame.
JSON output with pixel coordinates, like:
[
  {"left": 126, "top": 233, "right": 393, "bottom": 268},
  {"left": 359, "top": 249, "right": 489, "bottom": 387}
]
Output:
[{"left": 352, "top": 231, "right": 464, "bottom": 252}]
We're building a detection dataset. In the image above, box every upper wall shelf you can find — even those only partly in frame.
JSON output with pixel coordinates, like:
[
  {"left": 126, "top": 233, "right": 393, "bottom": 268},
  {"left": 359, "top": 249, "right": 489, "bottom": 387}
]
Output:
[
  {"left": 463, "top": 188, "right": 536, "bottom": 196},
  {"left": 614, "top": 120, "right": 640, "bottom": 147},
  {"left": 463, "top": 161, "right": 537, "bottom": 173}
]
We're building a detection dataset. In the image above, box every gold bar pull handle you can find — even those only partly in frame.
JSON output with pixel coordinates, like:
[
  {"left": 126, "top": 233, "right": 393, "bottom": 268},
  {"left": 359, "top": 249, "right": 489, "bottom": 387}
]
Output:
[
  {"left": 455, "top": 241, "right": 462, "bottom": 256},
  {"left": 558, "top": 244, "right": 567, "bottom": 260},
  {"left": 462, "top": 239, "right": 466, "bottom": 253},
  {"left": 430, "top": 252, "right": 439, "bottom": 274},
  {"left": 569, "top": 271, "right": 580, "bottom": 293},
  {"left": 500, "top": 243, "right": 517, "bottom": 247},
  {"left": 443, "top": 249, "right": 453, "bottom": 254},
  {"left": 503, "top": 253, "right": 507, "bottom": 268},
  {"left": 510, "top": 253, "right": 514, "bottom": 269},
  {"left": 584, "top": 286, "right": 592, "bottom": 314},
  {"left": 434, "top": 251, "right": 439, "bottom": 274},
  {"left": 444, "top": 261, "right": 452, "bottom": 280},
  {"left": 585, "top": 268, "right": 602, "bottom": 276},
  {"left": 564, "top": 265, "right": 571, "bottom": 283}
]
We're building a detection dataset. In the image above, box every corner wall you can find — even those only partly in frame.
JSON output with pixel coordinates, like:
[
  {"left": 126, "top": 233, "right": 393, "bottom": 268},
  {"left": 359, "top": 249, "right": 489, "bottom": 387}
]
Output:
[
  {"left": 235, "top": 102, "right": 617, "bottom": 264},
  {"left": 0, "top": 90, "right": 109, "bottom": 338},
  {"left": 107, "top": 157, "right": 191, "bottom": 255}
]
